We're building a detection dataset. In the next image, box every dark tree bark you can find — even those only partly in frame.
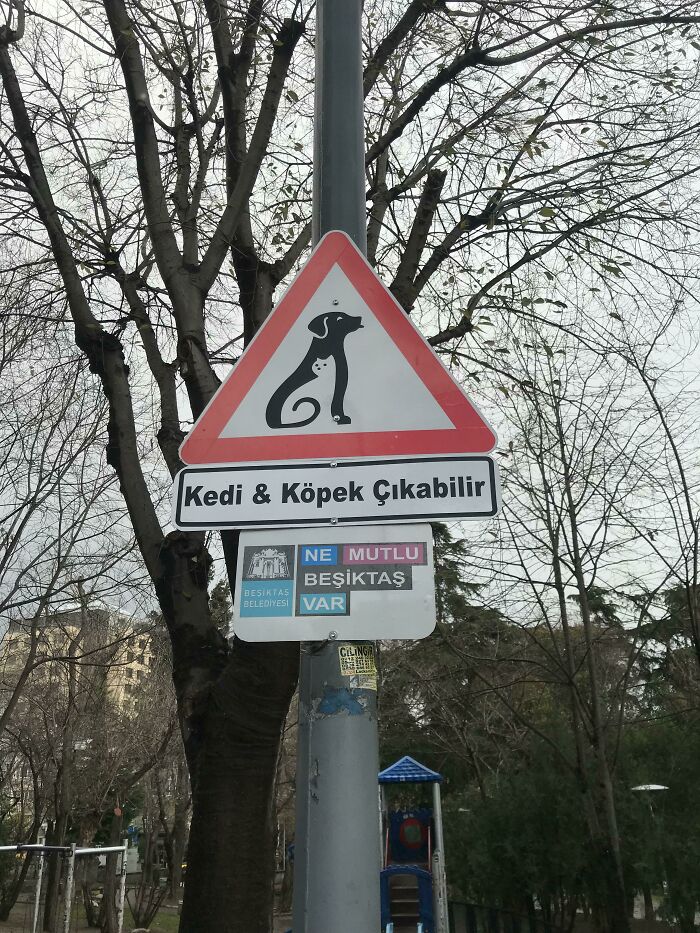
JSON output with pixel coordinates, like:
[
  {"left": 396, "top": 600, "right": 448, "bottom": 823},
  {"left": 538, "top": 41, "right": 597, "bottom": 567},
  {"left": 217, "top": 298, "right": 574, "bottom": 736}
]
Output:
[
  {"left": 43, "top": 815, "right": 69, "bottom": 933},
  {"left": 100, "top": 809, "right": 124, "bottom": 933},
  {"left": 158, "top": 754, "right": 189, "bottom": 902},
  {"left": 0, "top": 850, "right": 35, "bottom": 921},
  {"left": 178, "top": 641, "right": 298, "bottom": 933}
]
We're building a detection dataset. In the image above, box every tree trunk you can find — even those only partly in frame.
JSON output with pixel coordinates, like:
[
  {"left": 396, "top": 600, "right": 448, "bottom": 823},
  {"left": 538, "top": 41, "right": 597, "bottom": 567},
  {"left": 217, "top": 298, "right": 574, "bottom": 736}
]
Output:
[
  {"left": 167, "top": 797, "right": 188, "bottom": 902},
  {"left": 584, "top": 823, "right": 630, "bottom": 933},
  {"left": 597, "top": 767, "right": 629, "bottom": 933},
  {"left": 152, "top": 533, "right": 296, "bottom": 930},
  {"left": 156, "top": 751, "right": 189, "bottom": 904},
  {"left": 82, "top": 882, "right": 101, "bottom": 929},
  {"left": 643, "top": 883, "right": 654, "bottom": 920},
  {"left": 565, "top": 897, "right": 578, "bottom": 933},
  {"left": 43, "top": 814, "right": 68, "bottom": 933},
  {"left": 178, "top": 640, "right": 298, "bottom": 933},
  {"left": 0, "top": 851, "right": 34, "bottom": 920},
  {"left": 100, "top": 809, "right": 123, "bottom": 933},
  {"left": 675, "top": 905, "right": 697, "bottom": 933},
  {"left": 168, "top": 847, "right": 184, "bottom": 904},
  {"left": 279, "top": 858, "right": 293, "bottom": 915},
  {"left": 553, "top": 410, "right": 631, "bottom": 933},
  {"left": 591, "top": 904, "right": 605, "bottom": 933},
  {"left": 140, "top": 826, "right": 156, "bottom": 886},
  {"left": 524, "top": 894, "right": 537, "bottom": 933}
]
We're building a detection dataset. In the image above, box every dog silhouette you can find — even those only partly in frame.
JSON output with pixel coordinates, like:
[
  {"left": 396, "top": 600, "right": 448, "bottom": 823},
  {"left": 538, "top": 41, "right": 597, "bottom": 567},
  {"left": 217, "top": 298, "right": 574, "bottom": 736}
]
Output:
[{"left": 265, "top": 311, "right": 363, "bottom": 429}]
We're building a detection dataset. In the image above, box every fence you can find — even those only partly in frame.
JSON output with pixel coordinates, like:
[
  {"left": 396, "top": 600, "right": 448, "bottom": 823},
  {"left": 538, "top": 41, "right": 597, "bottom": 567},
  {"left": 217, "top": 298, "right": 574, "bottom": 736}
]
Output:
[{"left": 0, "top": 843, "right": 127, "bottom": 933}]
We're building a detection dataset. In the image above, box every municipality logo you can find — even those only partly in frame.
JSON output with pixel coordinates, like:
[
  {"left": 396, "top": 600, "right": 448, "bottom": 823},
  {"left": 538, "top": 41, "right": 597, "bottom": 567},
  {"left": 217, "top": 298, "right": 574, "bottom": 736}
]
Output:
[{"left": 246, "top": 547, "right": 291, "bottom": 580}]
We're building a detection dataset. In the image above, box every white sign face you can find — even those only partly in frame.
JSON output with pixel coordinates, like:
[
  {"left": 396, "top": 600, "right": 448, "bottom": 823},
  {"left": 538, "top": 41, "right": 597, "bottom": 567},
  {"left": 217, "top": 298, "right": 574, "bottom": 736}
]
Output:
[
  {"left": 232, "top": 523, "right": 436, "bottom": 641},
  {"left": 172, "top": 456, "right": 500, "bottom": 530},
  {"left": 179, "top": 232, "right": 497, "bottom": 466},
  {"left": 219, "top": 263, "right": 453, "bottom": 439}
]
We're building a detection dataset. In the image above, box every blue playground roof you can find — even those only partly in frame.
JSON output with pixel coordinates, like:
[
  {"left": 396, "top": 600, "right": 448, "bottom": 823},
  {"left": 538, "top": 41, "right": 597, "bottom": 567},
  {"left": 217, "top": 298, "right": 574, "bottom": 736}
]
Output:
[{"left": 378, "top": 755, "right": 443, "bottom": 784}]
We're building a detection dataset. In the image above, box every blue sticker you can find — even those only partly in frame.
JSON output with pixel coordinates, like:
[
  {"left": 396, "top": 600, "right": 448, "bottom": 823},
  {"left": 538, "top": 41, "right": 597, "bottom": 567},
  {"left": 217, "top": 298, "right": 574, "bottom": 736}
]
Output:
[
  {"left": 300, "top": 545, "right": 338, "bottom": 566},
  {"left": 240, "top": 581, "right": 294, "bottom": 617},
  {"left": 298, "top": 592, "right": 348, "bottom": 615}
]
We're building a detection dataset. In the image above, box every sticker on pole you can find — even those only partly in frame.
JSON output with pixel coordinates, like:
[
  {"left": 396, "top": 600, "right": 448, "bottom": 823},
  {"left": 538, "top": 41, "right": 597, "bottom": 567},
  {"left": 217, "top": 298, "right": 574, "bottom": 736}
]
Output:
[
  {"left": 231, "top": 524, "right": 436, "bottom": 641},
  {"left": 180, "top": 230, "right": 497, "bottom": 465},
  {"left": 338, "top": 645, "right": 377, "bottom": 691}
]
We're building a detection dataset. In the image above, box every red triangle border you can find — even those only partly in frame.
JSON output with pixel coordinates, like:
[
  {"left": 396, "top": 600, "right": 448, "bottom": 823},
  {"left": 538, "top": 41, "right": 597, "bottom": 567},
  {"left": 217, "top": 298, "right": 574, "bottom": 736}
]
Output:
[{"left": 180, "top": 231, "right": 496, "bottom": 464}]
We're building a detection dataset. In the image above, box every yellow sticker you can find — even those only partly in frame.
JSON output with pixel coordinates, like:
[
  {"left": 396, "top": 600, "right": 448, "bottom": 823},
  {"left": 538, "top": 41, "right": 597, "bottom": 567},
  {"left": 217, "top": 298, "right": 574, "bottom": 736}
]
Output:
[{"left": 338, "top": 644, "right": 377, "bottom": 690}]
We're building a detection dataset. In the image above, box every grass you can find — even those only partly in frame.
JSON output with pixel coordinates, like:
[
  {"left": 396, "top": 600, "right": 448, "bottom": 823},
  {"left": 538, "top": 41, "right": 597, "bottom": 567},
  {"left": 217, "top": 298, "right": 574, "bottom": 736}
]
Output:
[{"left": 141, "top": 910, "right": 180, "bottom": 933}]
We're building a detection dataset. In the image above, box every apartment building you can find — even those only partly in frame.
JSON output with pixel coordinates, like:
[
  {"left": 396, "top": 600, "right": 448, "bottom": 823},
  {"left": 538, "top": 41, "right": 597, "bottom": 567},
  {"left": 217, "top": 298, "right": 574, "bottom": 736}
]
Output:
[{"left": 0, "top": 607, "right": 156, "bottom": 711}]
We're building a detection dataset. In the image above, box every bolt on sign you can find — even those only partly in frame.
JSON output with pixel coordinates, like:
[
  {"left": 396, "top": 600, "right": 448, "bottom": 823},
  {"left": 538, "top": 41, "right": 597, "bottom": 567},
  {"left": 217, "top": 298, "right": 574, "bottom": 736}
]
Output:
[{"left": 231, "top": 524, "right": 436, "bottom": 641}]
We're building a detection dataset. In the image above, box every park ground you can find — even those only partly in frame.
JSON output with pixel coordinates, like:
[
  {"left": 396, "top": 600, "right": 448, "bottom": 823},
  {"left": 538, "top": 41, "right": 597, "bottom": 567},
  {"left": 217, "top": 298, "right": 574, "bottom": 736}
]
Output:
[
  {"left": 0, "top": 902, "right": 293, "bottom": 933},
  {"left": 0, "top": 909, "right": 683, "bottom": 933}
]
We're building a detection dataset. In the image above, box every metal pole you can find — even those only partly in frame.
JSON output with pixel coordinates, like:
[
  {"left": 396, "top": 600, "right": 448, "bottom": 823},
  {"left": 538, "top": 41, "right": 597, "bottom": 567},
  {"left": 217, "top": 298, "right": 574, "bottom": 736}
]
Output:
[
  {"left": 116, "top": 844, "right": 128, "bottom": 933},
  {"left": 311, "top": 0, "right": 367, "bottom": 252},
  {"left": 31, "top": 837, "right": 46, "bottom": 933},
  {"left": 74, "top": 846, "right": 128, "bottom": 855},
  {"left": 432, "top": 782, "right": 449, "bottom": 933},
  {"left": 432, "top": 782, "right": 445, "bottom": 863},
  {"left": 293, "top": 3, "right": 379, "bottom": 931},
  {"left": 293, "top": 642, "right": 380, "bottom": 932},
  {"left": 62, "top": 844, "right": 76, "bottom": 933}
]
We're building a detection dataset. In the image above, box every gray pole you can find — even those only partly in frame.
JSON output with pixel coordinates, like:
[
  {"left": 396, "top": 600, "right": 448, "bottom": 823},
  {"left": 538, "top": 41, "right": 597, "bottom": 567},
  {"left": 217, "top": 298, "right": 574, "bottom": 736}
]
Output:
[
  {"left": 311, "top": 0, "right": 367, "bottom": 251},
  {"left": 30, "top": 837, "right": 45, "bottom": 933},
  {"left": 432, "top": 782, "right": 449, "bottom": 933},
  {"left": 292, "top": 2, "right": 380, "bottom": 932},
  {"left": 62, "top": 844, "right": 76, "bottom": 933},
  {"left": 116, "top": 844, "right": 128, "bottom": 933}
]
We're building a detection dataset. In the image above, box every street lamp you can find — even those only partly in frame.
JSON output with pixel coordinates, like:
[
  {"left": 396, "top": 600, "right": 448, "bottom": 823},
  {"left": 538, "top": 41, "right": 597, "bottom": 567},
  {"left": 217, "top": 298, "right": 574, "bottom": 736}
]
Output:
[{"left": 631, "top": 783, "right": 669, "bottom": 920}]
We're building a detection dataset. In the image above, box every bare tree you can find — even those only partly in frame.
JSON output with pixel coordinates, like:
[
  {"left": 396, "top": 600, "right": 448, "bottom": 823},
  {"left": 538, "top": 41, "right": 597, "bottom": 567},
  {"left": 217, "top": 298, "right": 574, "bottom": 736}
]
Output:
[
  {"left": 383, "top": 330, "right": 697, "bottom": 932},
  {"left": 615, "top": 308, "right": 700, "bottom": 672},
  {"left": 0, "top": 317, "right": 141, "bottom": 736},
  {"left": 3, "top": 594, "right": 178, "bottom": 930},
  {"left": 2, "top": 2, "right": 700, "bottom": 929},
  {"left": 473, "top": 334, "right": 693, "bottom": 931}
]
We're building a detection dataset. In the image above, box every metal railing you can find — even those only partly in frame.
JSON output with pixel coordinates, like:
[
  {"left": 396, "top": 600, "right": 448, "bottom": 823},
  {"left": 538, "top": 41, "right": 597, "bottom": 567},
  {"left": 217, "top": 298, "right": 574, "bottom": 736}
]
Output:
[
  {"left": 0, "top": 842, "right": 128, "bottom": 933},
  {"left": 385, "top": 923, "right": 424, "bottom": 932}
]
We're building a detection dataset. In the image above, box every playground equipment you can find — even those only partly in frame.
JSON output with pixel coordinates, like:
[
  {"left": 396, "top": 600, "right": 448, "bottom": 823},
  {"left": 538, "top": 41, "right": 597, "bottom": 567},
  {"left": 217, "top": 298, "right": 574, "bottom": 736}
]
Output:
[
  {"left": 280, "top": 753, "right": 451, "bottom": 933},
  {"left": 0, "top": 841, "right": 128, "bottom": 933},
  {"left": 379, "top": 756, "right": 449, "bottom": 933}
]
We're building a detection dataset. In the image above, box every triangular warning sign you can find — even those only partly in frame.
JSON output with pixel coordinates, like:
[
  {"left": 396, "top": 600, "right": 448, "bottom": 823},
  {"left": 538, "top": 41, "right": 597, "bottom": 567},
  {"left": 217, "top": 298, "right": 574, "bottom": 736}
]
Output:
[{"left": 180, "top": 231, "right": 497, "bottom": 465}]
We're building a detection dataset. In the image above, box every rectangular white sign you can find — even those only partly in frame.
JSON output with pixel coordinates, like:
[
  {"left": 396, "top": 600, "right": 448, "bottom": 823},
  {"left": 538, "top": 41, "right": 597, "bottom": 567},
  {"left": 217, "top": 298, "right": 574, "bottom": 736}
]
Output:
[
  {"left": 172, "top": 456, "right": 500, "bottom": 530},
  {"left": 232, "top": 524, "right": 436, "bottom": 641}
]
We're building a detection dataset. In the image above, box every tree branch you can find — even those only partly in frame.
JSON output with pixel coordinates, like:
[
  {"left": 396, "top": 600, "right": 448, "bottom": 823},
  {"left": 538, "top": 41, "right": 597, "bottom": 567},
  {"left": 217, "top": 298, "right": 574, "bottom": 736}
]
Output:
[
  {"left": 363, "top": 0, "right": 441, "bottom": 97},
  {"left": 102, "top": 0, "right": 183, "bottom": 287},
  {"left": 0, "top": 38, "right": 165, "bottom": 579},
  {"left": 365, "top": 45, "right": 488, "bottom": 165},
  {"left": 197, "top": 15, "right": 305, "bottom": 294},
  {"left": 482, "top": 14, "right": 700, "bottom": 68},
  {"left": 390, "top": 167, "right": 446, "bottom": 310}
]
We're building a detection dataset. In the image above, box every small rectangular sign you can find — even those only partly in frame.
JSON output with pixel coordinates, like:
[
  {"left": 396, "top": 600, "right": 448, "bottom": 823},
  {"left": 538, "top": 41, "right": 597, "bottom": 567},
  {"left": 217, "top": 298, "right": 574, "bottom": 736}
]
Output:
[
  {"left": 172, "top": 456, "right": 500, "bottom": 530},
  {"left": 232, "top": 524, "right": 436, "bottom": 641}
]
